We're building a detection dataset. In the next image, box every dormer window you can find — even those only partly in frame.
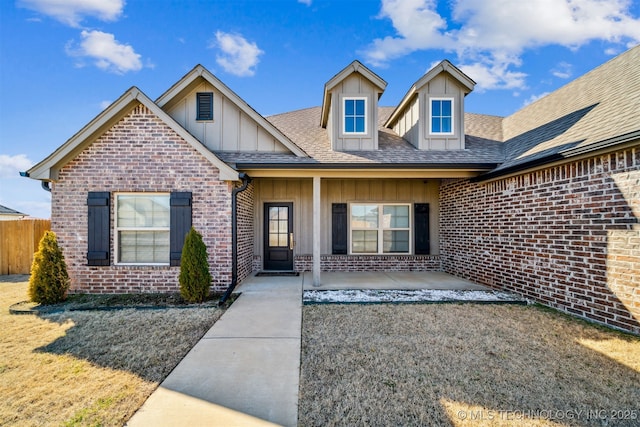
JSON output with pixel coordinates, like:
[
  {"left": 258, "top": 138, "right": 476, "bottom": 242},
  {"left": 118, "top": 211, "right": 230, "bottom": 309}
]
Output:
[
  {"left": 343, "top": 97, "right": 367, "bottom": 134},
  {"left": 196, "top": 92, "right": 213, "bottom": 121},
  {"left": 429, "top": 97, "right": 453, "bottom": 135}
]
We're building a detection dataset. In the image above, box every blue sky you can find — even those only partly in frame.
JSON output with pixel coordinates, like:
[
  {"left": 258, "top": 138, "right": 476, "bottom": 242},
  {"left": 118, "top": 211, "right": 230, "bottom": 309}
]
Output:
[{"left": 1, "top": 0, "right": 639, "bottom": 219}]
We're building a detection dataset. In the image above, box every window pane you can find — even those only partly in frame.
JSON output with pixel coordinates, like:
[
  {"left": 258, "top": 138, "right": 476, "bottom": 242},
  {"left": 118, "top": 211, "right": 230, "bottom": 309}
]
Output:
[
  {"left": 432, "top": 100, "right": 441, "bottom": 116},
  {"left": 383, "top": 230, "right": 409, "bottom": 253},
  {"left": 345, "top": 99, "right": 354, "bottom": 115},
  {"left": 351, "top": 205, "right": 378, "bottom": 229},
  {"left": 355, "top": 117, "right": 365, "bottom": 132},
  {"left": 117, "top": 195, "right": 169, "bottom": 227},
  {"left": 345, "top": 117, "right": 354, "bottom": 133},
  {"left": 352, "top": 230, "right": 377, "bottom": 253},
  {"left": 355, "top": 99, "right": 365, "bottom": 115},
  {"left": 442, "top": 117, "right": 451, "bottom": 133},
  {"left": 383, "top": 205, "right": 409, "bottom": 228},
  {"left": 432, "top": 118, "right": 440, "bottom": 133},
  {"left": 278, "top": 207, "right": 288, "bottom": 220},
  {"left": 119, "top": 231, "right": 169, "bottom": 263},
  {"left": 442, "top": 100, "right": 451, "bottom": 116}
]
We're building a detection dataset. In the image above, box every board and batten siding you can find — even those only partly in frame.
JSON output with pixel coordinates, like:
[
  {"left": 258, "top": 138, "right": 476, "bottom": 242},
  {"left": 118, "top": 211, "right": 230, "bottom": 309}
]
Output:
[
  {"left": 392, "top": 73, "right": 466, "bottom": 151},
  {"left": 329, "top": 74, "right": 379, "bottom": 151},
  {"left": 253, "top": 178, "right": 440, "bottom": 257},
  {"left": 166, "top": 81, "right": 289, "bottom": 152}
]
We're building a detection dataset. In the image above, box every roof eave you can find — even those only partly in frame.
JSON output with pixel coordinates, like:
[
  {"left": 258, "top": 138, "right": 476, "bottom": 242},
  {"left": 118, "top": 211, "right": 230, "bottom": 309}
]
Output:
[{"left": 474, "top": 130, "right": 640, "bottom": 182}]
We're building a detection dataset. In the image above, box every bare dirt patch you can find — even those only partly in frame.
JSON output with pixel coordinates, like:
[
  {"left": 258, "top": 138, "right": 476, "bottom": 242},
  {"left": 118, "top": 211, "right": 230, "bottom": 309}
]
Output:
[
  {"left": 299, "top": 304, "right": 640, "bottom": 426},
  {"left": 0, "top": 276, "right": 223, "bottom": 426}
]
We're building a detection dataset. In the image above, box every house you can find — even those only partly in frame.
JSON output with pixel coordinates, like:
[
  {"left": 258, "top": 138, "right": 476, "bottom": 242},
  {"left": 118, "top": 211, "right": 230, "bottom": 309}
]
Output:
[
  {"left": 25, "top": 46, "right": 639, "bottom": 333},
  {"left": 0, "top": 205, "right": 27, "bottom": 220}
]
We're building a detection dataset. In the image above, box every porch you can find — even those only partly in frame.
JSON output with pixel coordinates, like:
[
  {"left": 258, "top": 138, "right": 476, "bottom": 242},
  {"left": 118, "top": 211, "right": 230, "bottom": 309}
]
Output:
[{"left": 236, "top": 271, "right": 527, "bottom": 303}]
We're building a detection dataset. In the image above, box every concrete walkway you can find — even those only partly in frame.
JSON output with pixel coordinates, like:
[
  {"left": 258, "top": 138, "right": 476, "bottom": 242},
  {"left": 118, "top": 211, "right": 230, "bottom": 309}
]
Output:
[{"left": 127, "top": 275, "right": 303, "bottom": 427}]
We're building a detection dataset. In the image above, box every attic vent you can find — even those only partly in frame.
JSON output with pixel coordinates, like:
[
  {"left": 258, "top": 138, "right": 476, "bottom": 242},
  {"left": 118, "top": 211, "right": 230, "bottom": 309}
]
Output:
[{"left": 196, "top": 92, "right": 213, "bottom": 120}]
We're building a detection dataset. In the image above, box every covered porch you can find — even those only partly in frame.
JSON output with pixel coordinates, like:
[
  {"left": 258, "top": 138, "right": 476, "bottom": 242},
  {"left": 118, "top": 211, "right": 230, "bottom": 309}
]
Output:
[{"left": 240, "top": 271, "right": 492, "bottom": 292}]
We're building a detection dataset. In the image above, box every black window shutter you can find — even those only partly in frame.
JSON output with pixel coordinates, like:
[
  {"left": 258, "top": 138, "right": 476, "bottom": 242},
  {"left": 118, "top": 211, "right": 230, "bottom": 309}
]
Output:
[
  {"left": 414, "top": 203, "right": 430, "bottom": 255},
  {"left": 87, "top": 192, "right": 110, "bottom": 266},
  {"left": 196, "top": 92, "right": 213, "bottom": 120},
  {"left": 170, "top": 192, "right": 192, "bottom": 266},
  {"left": 332, "top": 203, "right": 348, "bottom": 255}
]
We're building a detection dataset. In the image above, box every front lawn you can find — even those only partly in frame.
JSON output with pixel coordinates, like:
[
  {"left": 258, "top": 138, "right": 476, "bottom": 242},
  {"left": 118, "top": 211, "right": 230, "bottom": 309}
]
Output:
[
  {"left": 0, "top": 276, "right": 223, "bottom": 426},
  {"left": 299, "top": 304, "right": 640, "bottom": 426}
]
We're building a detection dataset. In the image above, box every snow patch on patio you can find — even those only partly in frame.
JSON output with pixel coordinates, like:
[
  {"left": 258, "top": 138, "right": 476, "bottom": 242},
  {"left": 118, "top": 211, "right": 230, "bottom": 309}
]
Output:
[{"left": 303, "top": 289, "right": 527, "bottom": 304}]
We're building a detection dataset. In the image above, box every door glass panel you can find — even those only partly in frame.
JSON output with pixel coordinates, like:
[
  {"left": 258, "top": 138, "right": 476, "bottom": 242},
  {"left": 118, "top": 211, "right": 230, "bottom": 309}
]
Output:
[{"left": 268, "top": 206, "right": 289, "bottom": 248}]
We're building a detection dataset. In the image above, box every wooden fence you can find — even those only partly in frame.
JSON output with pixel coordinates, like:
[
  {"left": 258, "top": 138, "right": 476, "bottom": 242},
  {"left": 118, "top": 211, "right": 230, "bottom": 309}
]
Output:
[{"left": 0, "top": 219, "right": 51, "bottom": 275}]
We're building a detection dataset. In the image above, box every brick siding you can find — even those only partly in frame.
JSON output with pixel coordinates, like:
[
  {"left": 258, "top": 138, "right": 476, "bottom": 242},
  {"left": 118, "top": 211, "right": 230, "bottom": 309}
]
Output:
[
  {"left": 440, "top": 147, "right": 640, "bottom": 334},
  {"left": 52, "top": 104, "right": 233, "bottom": 293},
  {"left": 293, "top": 254, "right": 441, "bottom": 272},
  {"left": 236, "top": 181, "right": 255, "bottom": 284}
]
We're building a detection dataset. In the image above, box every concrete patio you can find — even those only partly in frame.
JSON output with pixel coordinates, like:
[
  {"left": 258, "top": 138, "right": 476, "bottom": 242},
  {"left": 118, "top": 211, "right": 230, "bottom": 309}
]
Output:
[{"left": 239, "top": 270, "right": 490, "bottom": 292}]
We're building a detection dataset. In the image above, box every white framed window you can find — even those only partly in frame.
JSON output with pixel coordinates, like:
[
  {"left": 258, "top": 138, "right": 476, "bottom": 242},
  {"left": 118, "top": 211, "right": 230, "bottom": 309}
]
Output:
[
  {"left": 350, "top": 203, "right": 411, "bottom": 254},
  {"left": 115, "top": 193, "right": 170, "bottom": 265},
  {"left": 429, "top": 97, "right": 454, "bottom": 135},
  {"left": 343, "top": 97, "right": 367, "bottom": 134}
]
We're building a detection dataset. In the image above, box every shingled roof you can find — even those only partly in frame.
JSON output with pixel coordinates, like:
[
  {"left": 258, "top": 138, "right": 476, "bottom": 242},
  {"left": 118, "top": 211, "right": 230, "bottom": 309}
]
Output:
[
  {"left": 490, "top": 44, "right": 640, "bottom": 176},
  {"left": 222, "top": 45, "right": 639, "bottom": 178},
  {"left": 217, "top": 107, "right": 504, "bottom": 168}
]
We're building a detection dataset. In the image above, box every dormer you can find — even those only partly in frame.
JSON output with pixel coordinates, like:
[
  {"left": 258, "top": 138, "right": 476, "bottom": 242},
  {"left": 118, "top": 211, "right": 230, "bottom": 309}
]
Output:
[
  {"left": 385, "top": 60, "right": 475, "bottom": 150},
  {"left": 321, "top": 61, "right": 387, "bottom": 151}
]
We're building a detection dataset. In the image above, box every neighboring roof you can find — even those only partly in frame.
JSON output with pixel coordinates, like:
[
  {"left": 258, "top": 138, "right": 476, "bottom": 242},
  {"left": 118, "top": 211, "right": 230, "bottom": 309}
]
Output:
[
  {"left": 486, "top": 44, "right": 640, "bottom": 177},
  {"left": 26, "top": 87, "right": 239, "bottom": 182},
  {"left": 217, "top": 107, "right": 503, "bottom": 169},
  {"left": 156, "top": 64, "right": 308, "bottom": 158},
  {"left": 320, "top": 60, "right": 387, "bottom": 128},
  {"left": 385, "top": 60, "right": 476, "bottom": 128},
  {"left": 0, "top": 205, "right": 26, "bottom": 216}
]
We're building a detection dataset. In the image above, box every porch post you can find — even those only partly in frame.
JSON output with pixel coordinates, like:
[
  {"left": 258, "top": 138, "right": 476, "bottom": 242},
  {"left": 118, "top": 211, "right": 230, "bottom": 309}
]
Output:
[{"left": 313, "top": 175, "right": 321, "bottom": 286}]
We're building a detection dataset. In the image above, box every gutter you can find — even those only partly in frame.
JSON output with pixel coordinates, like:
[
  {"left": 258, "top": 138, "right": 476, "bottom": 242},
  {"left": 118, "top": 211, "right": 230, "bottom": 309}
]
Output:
[
  {"left": 219, "top": 173, "right": 252, "bottom": 306},
  {"left": 19, "top": 171, "right": 52, "bottom": 192},
  {"left": 234, "top": 162, "right": 499, "bottom": 170}
]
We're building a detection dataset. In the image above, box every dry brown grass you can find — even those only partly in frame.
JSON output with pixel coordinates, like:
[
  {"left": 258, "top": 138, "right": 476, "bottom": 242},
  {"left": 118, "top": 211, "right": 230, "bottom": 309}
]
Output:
[
  {"left": 0, "top": 276, "right": 223, "bottom": 426},
  {"left": 299, "top": 304, "right": 640, "bottom": 427}
]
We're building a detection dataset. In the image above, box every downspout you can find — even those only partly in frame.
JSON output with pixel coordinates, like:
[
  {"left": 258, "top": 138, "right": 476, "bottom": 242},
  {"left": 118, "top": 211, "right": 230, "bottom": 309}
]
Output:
[{"left": 219, "top": 172, "right": 252, "bottom": 306}]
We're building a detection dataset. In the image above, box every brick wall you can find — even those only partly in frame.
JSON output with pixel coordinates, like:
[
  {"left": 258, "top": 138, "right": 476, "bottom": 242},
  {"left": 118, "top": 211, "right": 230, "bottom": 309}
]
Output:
[
  {"left": 53, "top": 104, "right": 233, "bottom": 293},
  {"left": 294, "top": 255, "right": 441, "bottom": 272},
  {"left": 441, "top": 147, "right": 640, "bottom": 334},
  {"left": 236, "top": 181, "right": 255, "bottom": 284}
]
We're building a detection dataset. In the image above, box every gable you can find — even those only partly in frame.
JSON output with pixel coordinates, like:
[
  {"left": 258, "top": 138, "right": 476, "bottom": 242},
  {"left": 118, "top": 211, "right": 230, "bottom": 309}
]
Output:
[
  {"left": 27, "top": 87, "right": 239, "bottom": 182},
  {"left": 156, "top": 65, "right": 307, "bottom": 157}
]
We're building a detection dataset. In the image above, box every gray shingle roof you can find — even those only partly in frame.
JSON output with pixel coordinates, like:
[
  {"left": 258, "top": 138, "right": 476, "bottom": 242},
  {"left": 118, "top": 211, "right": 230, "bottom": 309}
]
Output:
[
  {"left": 217, "top": 107, "right": 504, "bottom": 167},
  {"left": 496, "top": 44, "right": 640, "bottom": 172},
  {"left": 0, "top": 205, "right": 26, "bottom": 216},
  {"left": 217, "top": 45, "right": 639, "bottom": 174}
]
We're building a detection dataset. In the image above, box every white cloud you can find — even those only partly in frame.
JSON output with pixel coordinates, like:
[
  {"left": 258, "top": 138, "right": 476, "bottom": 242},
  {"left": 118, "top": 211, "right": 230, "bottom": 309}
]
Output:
[
  {"left": 459, "top": 59, "right": 528, "bottom": 91},
  {"left": 67, "top": 30, "right": 143, "bottom": 74},
  {"left": 0, "top": 154, "right": 33, "bottom": 178},
  {"left": 523, "top": 91, "right": 551, "bottom": 107},
  {"left": 99, "top": 100, "right": 112, "bottom": 109},
  {"left": 551, "top": 61, "right": 573, "bottom": 79},
  {"left": 362, "top": 0, "right": 640, "bottom": 90},
  {"left": 211, "top": 31, "right": 264, "bottom": 77},
  {"left": 298, "top": 0, "right": 312, "bottom": 5},
  {"left": 18, "top": 0, "right": 124, "bottom": 27}
]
